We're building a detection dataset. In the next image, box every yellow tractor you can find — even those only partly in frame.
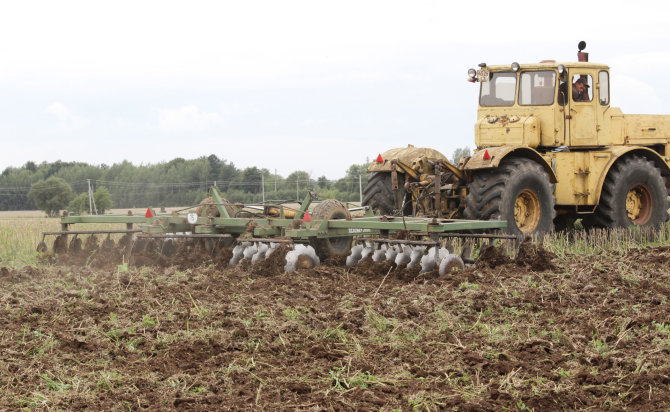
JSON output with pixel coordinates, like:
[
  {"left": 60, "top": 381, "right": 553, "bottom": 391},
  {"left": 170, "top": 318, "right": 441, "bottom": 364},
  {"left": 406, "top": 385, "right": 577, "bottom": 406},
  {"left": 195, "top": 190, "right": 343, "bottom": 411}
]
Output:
[{"left": 364, "top": 42, "right": 670, "bottom": 235}]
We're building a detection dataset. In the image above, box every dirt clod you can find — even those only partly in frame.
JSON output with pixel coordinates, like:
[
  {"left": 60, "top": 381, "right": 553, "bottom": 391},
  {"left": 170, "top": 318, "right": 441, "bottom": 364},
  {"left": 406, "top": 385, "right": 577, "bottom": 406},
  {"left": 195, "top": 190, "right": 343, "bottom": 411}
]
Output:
[
  {"left": 476, "top": 244, "right": 511, "bottom": 268},
  {"left": 515, "top": 238, "right": 557, "bottom": 271}
]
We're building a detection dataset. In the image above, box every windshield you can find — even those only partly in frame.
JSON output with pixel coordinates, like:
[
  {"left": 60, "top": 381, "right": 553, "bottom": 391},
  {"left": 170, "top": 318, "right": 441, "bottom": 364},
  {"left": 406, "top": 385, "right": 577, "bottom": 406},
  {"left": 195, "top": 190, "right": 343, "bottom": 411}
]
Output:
[
  {"left": 479, "top": 72, "right": 516, "bottom": 106},
  {"left": 519, "top": 70, "right": 556, "bottom": 105}
]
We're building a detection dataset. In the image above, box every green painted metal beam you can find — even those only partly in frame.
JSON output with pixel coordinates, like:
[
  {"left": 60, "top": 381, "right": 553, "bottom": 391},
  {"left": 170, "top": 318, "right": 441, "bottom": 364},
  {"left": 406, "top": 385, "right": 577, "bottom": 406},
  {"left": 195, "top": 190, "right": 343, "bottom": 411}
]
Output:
[
  {"left": 210, "top": 186, "right": 231, "bottom": 218},
  {"left": 325, "top": 219, "right": 507, "bottom": 232},
  {"left": 62, "top": 215, "right": 153, "bottom": 224},
  {"left": 57, "top": 208, "right": 509, "bottom": 242}
]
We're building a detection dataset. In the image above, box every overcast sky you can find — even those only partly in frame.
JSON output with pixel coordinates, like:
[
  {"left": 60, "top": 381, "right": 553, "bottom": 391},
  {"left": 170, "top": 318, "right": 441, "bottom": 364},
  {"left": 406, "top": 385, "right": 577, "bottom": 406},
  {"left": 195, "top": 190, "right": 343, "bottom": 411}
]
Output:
[{"left": 1, "top": 0, "right": 669, "bottom": 179}]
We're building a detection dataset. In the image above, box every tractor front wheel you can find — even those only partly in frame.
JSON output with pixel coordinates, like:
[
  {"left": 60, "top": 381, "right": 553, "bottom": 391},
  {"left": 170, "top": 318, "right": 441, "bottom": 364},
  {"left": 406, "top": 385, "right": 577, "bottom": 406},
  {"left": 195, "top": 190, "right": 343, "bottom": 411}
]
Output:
[{"left": 463, "top": 158, "right": 556, "bottom": 236}]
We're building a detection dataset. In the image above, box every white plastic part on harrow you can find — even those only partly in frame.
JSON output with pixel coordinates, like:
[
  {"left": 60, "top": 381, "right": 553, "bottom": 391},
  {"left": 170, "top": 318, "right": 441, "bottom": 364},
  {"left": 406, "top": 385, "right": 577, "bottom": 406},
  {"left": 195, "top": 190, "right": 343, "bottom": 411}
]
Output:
[
  {"left": 346, "top": 241, "right": 464, "bottom": 276},
  {"left": 229, "top": 241, "right": 320, "bottom": 273}
]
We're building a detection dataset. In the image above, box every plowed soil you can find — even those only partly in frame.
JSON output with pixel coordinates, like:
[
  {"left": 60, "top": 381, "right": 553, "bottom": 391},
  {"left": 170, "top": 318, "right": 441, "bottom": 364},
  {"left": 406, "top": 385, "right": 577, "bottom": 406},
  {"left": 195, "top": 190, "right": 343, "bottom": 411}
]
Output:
[{"left": 1, "top": 244, "right": 670, "bottom": 410}]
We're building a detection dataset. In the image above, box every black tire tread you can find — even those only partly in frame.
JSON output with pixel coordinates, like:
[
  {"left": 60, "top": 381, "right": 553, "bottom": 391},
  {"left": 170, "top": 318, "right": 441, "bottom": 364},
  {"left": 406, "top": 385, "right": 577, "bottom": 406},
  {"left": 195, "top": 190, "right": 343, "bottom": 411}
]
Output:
[
  {"left": 593, "top": 156, "right": 669, "bottom": 228},
  {"left": 309, "top": 199, "right": 352, "bottom": 260},
  {"left": 463, "top": 158, "right": 556, "bottom": 236},
  {"left": 362, "top": 172, "right": 404, "bottom": 215}
]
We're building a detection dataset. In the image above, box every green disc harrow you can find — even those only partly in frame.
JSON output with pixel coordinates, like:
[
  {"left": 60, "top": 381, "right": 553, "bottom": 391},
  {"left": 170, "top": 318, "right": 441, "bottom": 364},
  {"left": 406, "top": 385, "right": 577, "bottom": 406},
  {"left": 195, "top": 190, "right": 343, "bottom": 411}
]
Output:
[{"left": 38, "top": 187, "right": 516, "bottom": 275}]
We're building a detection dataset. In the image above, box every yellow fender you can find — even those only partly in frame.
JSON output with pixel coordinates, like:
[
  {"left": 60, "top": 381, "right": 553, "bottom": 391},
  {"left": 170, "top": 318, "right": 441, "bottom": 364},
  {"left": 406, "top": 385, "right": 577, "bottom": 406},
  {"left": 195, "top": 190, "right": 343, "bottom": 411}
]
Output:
[
  {"left": 592, "top": 146, "right": 670, "bottom": 204},
  {"left": 464, "top": 146, "right": 558, "bottom": 183}
]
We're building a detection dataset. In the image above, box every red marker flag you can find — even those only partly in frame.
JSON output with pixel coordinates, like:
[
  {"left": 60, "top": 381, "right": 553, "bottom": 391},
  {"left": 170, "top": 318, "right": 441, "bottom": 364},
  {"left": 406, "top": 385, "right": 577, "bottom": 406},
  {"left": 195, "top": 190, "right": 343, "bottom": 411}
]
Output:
[
  {"left": 483, "top": 150, "right": 491, "bottom": 160},
  {"left": 375, "top": 154, "right": 384, "bottom": 163},
  {"left": 145, "top": 208, "right": 153, "bottom": 218},
  {"left": 302, "top": 211, "right": 311, "bottom": 222}
]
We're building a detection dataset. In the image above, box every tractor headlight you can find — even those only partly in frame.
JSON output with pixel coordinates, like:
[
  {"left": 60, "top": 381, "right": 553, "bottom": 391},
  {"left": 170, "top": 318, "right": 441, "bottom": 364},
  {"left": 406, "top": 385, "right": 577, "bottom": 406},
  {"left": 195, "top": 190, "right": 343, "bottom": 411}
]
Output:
[
  {"left": 511, "top": 62, "right": 520, "bottom": 72},
  {"left": 468, "top": 68, "right": 476, "bottom": 79},
  {"left": 557, "top": 64, "right": 566, "bottom": 74}
]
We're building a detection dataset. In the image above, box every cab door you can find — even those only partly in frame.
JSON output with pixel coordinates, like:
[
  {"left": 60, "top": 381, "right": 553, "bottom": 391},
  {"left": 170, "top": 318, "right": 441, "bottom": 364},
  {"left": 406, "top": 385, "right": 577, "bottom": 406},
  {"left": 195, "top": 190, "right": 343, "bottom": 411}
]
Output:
[
  {"left": 595, "top": 70, "right": 611, "bottom": 146},
  {"left": 569, "top": 73, "right": 598, "bottom": 146}
]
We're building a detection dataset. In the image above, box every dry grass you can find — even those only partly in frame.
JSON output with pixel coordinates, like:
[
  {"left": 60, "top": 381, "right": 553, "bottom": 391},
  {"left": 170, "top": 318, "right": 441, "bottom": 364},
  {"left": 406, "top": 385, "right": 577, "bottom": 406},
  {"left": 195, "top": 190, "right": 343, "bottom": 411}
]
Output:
[
  {"left": 0, "top": 216, "right": 133, "bottom": 267},
  {"left": 0, "top": 216, "right": 58, "bottom": 266},
  {"left": 542, "top": 223, "right": 670, "bottom": 256}
]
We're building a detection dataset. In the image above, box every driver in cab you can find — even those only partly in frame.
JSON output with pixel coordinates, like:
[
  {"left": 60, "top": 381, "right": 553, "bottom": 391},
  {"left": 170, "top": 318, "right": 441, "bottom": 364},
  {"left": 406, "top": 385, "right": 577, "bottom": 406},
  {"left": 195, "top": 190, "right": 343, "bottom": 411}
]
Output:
[{"left": 572, "top": 78, "right": 590, "bottom": 102}]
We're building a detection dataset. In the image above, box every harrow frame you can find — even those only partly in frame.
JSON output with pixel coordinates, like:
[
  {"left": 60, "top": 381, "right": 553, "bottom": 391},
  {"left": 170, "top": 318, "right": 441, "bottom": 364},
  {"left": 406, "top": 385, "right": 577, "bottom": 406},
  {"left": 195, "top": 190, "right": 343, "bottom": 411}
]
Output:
[{"left": 39, "top": 187, "right": 514, "bottom": 274}]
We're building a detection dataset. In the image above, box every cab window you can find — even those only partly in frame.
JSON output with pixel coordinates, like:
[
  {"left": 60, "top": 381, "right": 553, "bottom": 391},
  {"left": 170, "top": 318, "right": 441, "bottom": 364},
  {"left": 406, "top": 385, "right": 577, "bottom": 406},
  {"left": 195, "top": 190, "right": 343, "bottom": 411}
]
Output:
[
  {"left": 519, "top": 70, "right": 556, "bottom": 105},
  {"left": 571, "top": 74, "right": 593, "bottom": 102},
  {"left": 479, "top": 72, "right": 516, "bottom": 106},
  {"left": 599, "top": 71, "right": 610, "bottom": 105}
]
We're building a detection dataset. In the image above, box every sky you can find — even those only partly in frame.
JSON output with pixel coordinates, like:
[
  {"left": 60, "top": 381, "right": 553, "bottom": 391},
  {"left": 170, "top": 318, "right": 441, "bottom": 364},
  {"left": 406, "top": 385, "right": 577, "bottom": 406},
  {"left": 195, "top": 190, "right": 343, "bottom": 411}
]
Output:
[{"left": 1, "top": 0, "right": 670, "bottom": 179}]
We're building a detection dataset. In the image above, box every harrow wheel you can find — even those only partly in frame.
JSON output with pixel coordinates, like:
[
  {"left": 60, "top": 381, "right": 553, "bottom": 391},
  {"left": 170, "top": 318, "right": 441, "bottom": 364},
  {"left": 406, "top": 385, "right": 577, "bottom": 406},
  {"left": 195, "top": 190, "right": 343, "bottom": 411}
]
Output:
[{"left": 309, "top": 199, "right": 353, "bottom": 261}]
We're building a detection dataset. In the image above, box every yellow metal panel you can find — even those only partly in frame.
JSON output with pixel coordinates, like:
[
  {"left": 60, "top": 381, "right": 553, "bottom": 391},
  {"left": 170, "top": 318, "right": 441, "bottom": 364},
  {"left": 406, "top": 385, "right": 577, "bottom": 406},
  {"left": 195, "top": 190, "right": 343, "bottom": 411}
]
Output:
[
  {"left": 465, "top": 146, "right": 557, "bottom": 182},
  {"left": 523, "top": 116, "right": 541, "bottom": 147},
  {"left": 550, "top": 147, "right": 670, "bottom": 207},
  {"left": 476, "top": 116, "right": 523, "bottom": 147},
  {"left": 550, "top": 152, "right": 580, "bottom": 205},
  {"left": 608, "top": 109, "right": 625, "bottom": 145},
  {"left": 624, "top": 114, "right": 670, "bottom": 145},
  {"left": 476, "top": 108, "right": 556, "bottom": 148},
  {"left": 550, "top": 151, "right": 611, "bottom": 206}
]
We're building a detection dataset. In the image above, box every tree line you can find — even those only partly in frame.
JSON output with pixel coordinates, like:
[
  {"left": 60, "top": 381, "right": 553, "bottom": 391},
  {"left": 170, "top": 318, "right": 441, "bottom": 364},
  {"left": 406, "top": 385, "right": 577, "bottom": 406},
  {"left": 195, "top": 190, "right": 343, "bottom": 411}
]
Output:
[
  {"left": 0, "top": 155, "right": 371, "bottom": 213},
  {"left": 1, "top": 148, "right": 471, "bottom": 214}
]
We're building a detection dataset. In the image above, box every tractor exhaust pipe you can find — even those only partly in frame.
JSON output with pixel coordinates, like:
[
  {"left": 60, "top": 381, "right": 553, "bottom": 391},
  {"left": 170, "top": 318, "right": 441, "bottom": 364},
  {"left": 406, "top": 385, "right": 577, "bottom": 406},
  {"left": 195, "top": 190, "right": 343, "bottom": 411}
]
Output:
[{"left": 577, "top": 41, "right": 588, "bottom": 62}]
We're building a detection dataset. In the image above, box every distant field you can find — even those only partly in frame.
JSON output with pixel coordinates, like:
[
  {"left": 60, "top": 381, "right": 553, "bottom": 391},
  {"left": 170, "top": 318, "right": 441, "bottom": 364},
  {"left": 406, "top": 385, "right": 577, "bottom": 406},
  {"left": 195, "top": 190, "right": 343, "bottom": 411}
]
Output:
[
  {"left": 0, "top": 207, "right": 186, "bottom": 219},
  {"left": 0, "top": 210, "right": 48, "bottom": 218},
  {"left": 0, "top": 208, "right": 187, "bottom": 266}
]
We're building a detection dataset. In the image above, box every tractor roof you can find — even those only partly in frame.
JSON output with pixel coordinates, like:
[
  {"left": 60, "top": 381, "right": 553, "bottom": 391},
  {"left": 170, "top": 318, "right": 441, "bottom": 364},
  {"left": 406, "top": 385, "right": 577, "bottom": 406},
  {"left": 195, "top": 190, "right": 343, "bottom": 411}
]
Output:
[{"left": 484, "top": 62, "right": 609, "bottom": 71}]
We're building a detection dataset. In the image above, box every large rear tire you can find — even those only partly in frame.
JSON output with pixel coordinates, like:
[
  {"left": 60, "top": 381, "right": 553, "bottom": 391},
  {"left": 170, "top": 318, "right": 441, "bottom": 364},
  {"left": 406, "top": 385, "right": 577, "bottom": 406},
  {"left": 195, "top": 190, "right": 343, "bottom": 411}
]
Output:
[
  {"left": 463, "top": 158, "right": 556, "bottom": 236},
  {"left": 362, "top": 172, "right": 409, "bottom": 215},
  {"left": 593, "top": 156, "right": 669, "bottom": 228},
  {"left": 309, "top": 199, "right": 352, "bottom": 260}
]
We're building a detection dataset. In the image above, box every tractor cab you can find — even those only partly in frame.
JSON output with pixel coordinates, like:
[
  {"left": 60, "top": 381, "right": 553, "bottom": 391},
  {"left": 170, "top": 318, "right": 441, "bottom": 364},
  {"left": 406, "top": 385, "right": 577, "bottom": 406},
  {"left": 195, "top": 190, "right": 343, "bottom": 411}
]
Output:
[{"left": 468, "top": 43, "right": 612, "bottom": 150}]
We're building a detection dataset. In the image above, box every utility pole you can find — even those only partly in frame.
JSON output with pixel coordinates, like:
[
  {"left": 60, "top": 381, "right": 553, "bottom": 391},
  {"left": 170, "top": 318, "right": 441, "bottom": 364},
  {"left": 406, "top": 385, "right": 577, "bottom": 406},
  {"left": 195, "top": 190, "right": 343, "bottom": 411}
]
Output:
[
  {"left": 87, "top": 179, "right": 98, "bottom": 215},
  {"left": 87, "top": 179, "right": 92, "bottom": 214},
  {"left": 274, "top": 169, "right": 277, "bottom": 192},
  {"left": 359, "top": 174, "right": 363, "bottom": 204},
  {"left": 261, "top": 174, "right": 265, "bottom": 203},
  {"left": 296, "top": 174, "right": 299, "bottom": 201}
]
